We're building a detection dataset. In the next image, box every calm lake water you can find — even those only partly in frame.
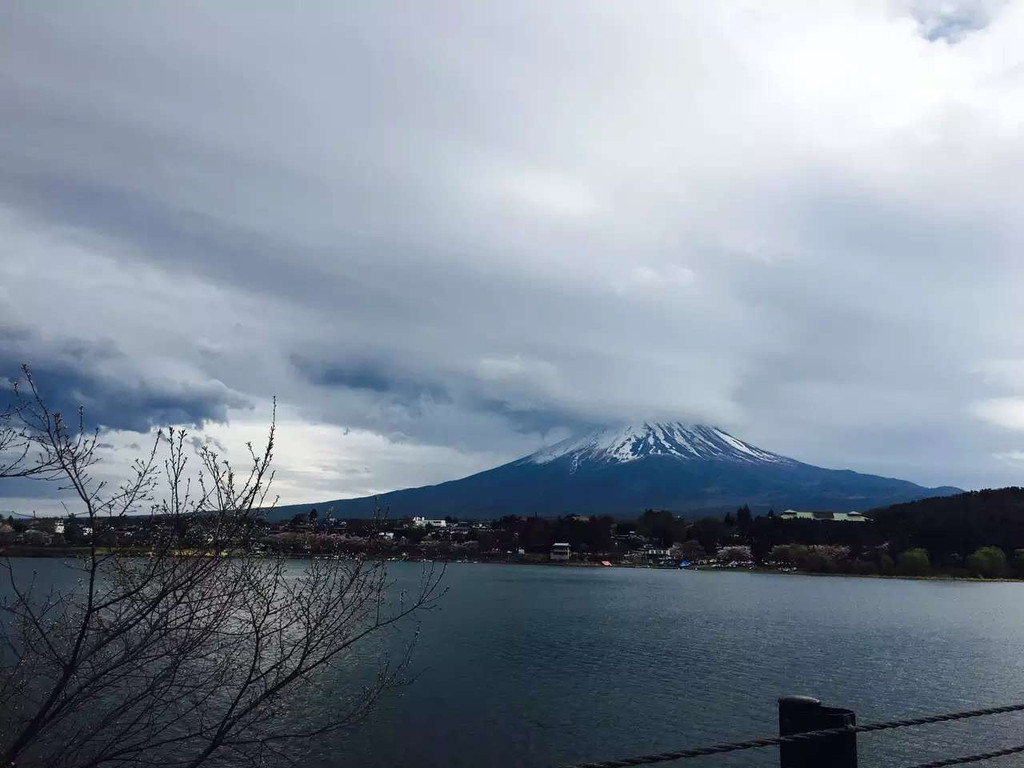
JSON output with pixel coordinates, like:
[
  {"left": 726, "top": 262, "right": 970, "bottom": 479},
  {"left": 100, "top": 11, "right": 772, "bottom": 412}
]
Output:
[{"left": 9, "top": 560, "right": 1024, "bottom": 767}]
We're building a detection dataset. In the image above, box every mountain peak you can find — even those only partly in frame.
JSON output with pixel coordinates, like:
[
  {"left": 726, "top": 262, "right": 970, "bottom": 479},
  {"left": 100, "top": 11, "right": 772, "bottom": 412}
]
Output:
[
  {"left": 522, "top": 422, "right": 792, "bottom": 468},
  {"left": 274, "top": 419, "right": 962, "bottom": 519}
]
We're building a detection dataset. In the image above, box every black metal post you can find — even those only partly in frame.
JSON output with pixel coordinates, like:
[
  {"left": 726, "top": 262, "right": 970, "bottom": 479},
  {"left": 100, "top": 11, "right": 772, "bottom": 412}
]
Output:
[{"left": 779, "top": 695, "right": 857, "bottom": 768}]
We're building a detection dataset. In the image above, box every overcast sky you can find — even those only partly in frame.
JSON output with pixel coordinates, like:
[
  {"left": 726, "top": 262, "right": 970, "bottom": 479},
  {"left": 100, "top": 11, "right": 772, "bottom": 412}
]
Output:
[{"left": 3, "top": 0, "right": 1024, "bottom": 513}]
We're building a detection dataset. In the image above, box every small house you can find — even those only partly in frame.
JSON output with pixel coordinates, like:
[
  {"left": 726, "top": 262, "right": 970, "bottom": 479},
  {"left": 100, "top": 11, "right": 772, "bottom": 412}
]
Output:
[{"left": 550, "top": 542, "right": 571, "bottom": 562}]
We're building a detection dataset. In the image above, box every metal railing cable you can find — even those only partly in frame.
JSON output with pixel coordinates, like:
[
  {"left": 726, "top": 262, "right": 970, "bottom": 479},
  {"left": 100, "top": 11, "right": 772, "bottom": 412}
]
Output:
[
  {"left": 559, "top": 701, "right": 1024, "bottom": 768},
  {"left": 900, "top": 742, "right": 1024, "bottom": 768}
]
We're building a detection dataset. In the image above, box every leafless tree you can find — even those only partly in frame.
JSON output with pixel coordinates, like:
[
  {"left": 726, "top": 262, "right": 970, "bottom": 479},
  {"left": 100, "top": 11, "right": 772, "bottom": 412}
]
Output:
[
  {"left": 0, "top": 365, "right": 444, "bottom": 767},
  {"left": 0, "top": 368, "right": 60, "bottom": 480}
]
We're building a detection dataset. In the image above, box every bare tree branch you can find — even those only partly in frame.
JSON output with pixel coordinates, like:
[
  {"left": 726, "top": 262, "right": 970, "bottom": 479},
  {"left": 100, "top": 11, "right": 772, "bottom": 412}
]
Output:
[{"left": 0, "top": 367, "right": 443, "bottom": 768}]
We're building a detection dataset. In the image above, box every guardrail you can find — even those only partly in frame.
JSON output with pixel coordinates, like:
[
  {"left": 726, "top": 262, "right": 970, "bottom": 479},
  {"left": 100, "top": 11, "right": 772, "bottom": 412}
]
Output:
[{"left": 559, "top": 696, "right": 1024, "bottom": 768}]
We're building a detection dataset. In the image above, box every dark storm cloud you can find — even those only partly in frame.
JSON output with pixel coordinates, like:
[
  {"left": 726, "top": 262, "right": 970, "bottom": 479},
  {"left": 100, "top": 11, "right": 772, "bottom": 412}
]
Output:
[
  {"left": 471, "top": 398, "right": 600, "bottom": 436},
  {"left": 0, "top": 477, "right": 66, "bottom": 502},
  {"left": 0, "top": 328, "right": 249, "bottom": 433},
  {"left": 291, "top": 355, "right": 592, "bottom": 434},
  {"left": 292, "top": 356, "right": 451, "bottom": 403}
]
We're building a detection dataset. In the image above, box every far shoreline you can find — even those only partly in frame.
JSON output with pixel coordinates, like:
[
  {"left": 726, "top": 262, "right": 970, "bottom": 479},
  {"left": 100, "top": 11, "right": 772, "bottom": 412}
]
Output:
[
  {"left": 3, "top": 547, "right": 1021, "bottom": 584},
  {"left": 443, "top": 559, "right": 1024, "bottom": 583}
]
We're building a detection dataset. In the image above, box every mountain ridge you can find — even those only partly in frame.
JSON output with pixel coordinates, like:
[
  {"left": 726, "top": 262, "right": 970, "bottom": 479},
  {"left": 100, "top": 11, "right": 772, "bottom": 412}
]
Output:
[{"left": 270, "top": 422, "right": 962, "bottom": 520}]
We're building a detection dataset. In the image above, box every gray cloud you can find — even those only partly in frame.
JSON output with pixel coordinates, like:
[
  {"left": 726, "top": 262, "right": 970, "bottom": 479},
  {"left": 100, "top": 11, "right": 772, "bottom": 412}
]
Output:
[
  {"left": 292, "top": 356, "right": 451, "bottom": 403},
  {"left": 0, "top": 327, "right": 250, "bottom": 432},
  {"left": 906, "top": 0, "right": 1007, "bottom": 42},
  {"left": 3, "top": 1, "right": 1024, "bottom": 508}
]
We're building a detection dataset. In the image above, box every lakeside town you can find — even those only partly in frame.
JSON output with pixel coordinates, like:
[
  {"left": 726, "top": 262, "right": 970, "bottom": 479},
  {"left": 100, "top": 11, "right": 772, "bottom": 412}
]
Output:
[{"left": 4, "top": 491, "right": 1024, "bottom": 579}]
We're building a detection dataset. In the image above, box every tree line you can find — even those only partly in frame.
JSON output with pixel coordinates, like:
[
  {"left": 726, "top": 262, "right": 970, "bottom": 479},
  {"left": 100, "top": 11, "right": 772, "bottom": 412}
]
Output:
[{"left": 425, "top": 494, "right": 1024, "bottom": 578}]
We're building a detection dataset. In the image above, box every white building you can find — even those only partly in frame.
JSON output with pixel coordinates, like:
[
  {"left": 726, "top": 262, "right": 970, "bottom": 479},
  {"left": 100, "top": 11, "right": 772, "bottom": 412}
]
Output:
[
  {"left": 779, "top": 510, "right": 869, "bottom": 522},
  {"left": 411, "top": 516, "right": 447, "bottom": 528},
  {"left": 550, "top": 542, "right": 571, "bottom": 561}
]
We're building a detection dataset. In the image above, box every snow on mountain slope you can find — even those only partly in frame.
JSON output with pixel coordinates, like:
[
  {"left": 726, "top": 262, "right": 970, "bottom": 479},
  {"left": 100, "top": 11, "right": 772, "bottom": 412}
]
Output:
[{"left": 522, "top": 422, "right": 792, "bottom": 468}]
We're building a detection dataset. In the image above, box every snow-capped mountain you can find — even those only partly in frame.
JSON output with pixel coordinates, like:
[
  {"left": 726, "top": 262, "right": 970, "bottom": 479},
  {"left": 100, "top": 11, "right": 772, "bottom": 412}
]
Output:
[
  {"left": 274, "top": 422, "right": 962, "bottom": 519},
  {"left": 522, "top": 423, "right": 790, "bottom": 468}
]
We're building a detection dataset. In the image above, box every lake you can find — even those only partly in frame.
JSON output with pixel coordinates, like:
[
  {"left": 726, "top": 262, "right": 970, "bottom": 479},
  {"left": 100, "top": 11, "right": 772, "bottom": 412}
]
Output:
[
  {"left": 8, "top": 560, "right": 1024, "bottom": 767},
  {"left": 329, "top": 564, "right": 1024, "bottom": 768}
]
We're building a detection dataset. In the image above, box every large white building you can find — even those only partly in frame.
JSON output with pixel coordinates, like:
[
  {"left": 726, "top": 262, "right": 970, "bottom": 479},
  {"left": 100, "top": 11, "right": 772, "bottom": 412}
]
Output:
[
  {"left": 779, "top": 510, "right": 869, "bottom": 522},
  {"left": 411, "top": 516, "right": 447, "bottom": 528}
]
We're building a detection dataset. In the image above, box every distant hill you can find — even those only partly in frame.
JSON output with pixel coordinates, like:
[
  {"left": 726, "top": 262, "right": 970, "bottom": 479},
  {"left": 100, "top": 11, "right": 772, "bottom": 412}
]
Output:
[
  {"left": 867, "top": 487, "right": 1024, "bottom": 558},
  {"left": 270, "top": 422, "right": 961, "bottom": 520}
]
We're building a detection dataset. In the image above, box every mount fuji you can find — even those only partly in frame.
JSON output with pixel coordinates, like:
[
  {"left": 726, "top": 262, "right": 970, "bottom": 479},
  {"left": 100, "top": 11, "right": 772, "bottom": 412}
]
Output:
[{"left": 276, "top": 422, "right": 962, "bottom": 519}]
